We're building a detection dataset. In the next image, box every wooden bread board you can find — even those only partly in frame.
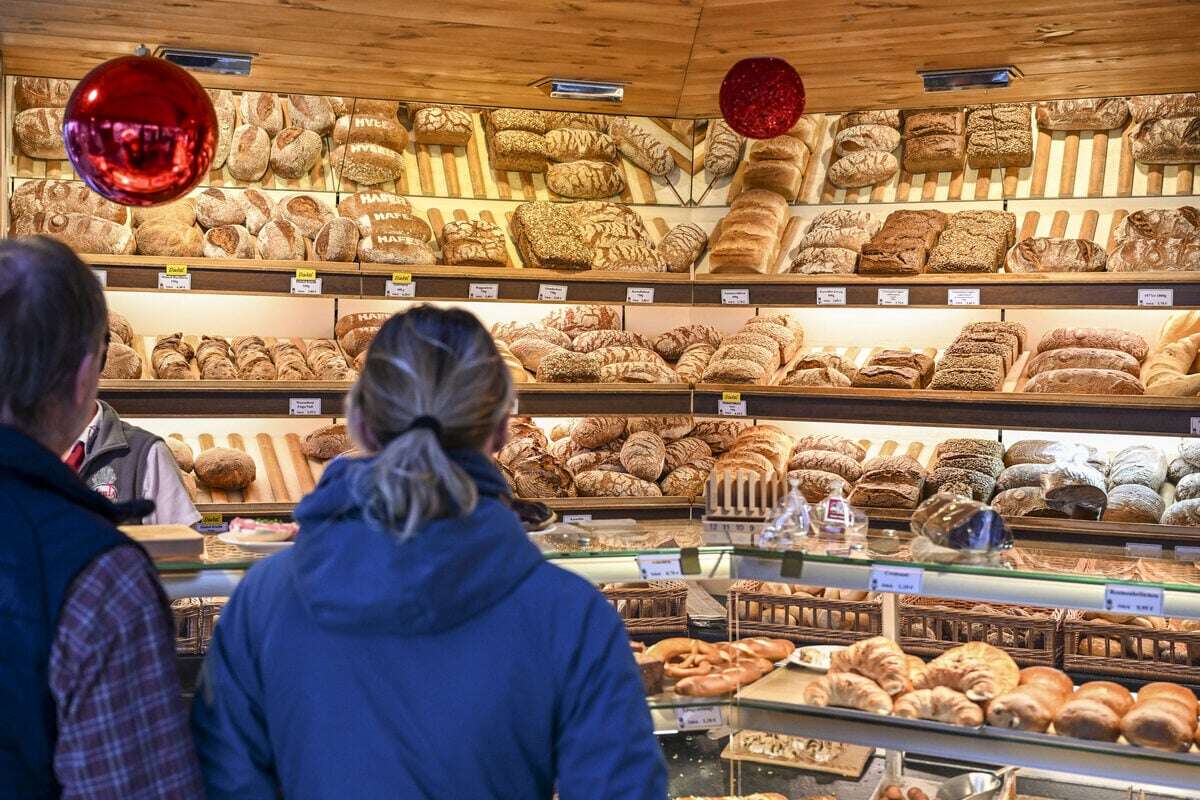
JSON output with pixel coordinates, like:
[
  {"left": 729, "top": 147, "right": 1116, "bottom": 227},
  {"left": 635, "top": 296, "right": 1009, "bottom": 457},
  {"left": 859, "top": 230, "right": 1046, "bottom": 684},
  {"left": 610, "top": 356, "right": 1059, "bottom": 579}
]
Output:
[
  {"left": 174, "top": 431, "right": 329, "bottom": 507},
  {"left": 119, "top": 524, "right": 204, "bottom": 560},
  {"left": 719, "top": 730, "right": 872, "bottom": 778}
]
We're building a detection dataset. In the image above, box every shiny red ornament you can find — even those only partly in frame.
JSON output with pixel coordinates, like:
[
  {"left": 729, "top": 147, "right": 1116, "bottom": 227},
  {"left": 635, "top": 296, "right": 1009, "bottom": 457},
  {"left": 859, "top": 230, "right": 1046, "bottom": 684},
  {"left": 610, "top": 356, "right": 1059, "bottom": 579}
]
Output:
[
  {"left": 64, "top": 55, "right": 216, "bottom": 206},
  {"left": 718, "top": 57, "right": 806, "bottom": 140}
]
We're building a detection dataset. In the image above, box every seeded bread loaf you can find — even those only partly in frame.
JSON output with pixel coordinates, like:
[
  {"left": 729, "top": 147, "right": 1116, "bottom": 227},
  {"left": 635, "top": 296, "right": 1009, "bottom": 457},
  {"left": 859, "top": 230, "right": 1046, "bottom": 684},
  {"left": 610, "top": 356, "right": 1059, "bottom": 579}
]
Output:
[
  {"left": 489, "top": 130, "right": 549, "bottom": 173},
  {"left": 926, "top": 467, "right": 996, "bottom": 501},
  {"left": 535, "top": 350, "right": 602, "bottom": 382},
  {"left": 331, "top": 143, "right": 406, "bottom": 185},
  {"left": 487, "top": 109, "right": 547, "bottom": 135},
  {"left": 333, "top": 114, "right": 409, "bottom": 152}
]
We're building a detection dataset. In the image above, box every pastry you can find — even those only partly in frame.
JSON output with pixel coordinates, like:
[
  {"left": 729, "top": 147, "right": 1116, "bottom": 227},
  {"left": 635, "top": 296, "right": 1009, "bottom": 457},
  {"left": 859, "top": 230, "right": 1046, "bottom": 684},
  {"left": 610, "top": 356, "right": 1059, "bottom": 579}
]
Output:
[
  {"left": 803, "top": 672, "right": 893, "bottom": 714},
  {"left": 893, "top": 687, "right": 983, "bottom": 726},
  {"left": 916, "top": 643, "right": 1018, "bottom": 701},
  {"left": 829, "top": 636, "right": 911, "bottom": 696}
]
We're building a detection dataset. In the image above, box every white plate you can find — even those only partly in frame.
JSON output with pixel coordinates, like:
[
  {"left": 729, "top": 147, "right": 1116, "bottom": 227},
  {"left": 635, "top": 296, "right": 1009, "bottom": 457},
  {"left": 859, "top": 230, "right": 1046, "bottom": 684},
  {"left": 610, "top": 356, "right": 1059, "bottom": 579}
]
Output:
[
  {"left": 786, "top": 644, "right": 845, "bottom": 672},
  {"left": 217, "top": 531, "right": 294, "bottom": 553}
]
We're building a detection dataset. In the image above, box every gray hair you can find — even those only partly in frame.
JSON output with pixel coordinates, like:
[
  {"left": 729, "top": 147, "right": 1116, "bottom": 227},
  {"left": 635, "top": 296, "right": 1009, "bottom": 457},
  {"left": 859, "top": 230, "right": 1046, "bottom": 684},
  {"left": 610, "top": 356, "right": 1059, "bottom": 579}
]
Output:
[
  {"left": 346, "top": 305, "right": 513, "bottom": 539},
  {"left": 0, "top": 236, "right": 106, "bottom": 429}
]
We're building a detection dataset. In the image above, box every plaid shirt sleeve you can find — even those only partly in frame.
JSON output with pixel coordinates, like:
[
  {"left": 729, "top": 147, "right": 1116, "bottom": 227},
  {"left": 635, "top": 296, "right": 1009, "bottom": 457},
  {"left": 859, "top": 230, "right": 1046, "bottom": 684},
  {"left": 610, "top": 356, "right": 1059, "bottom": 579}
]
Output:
[{"left": 49, "top": 544, "right": 205, "bottom": 799}]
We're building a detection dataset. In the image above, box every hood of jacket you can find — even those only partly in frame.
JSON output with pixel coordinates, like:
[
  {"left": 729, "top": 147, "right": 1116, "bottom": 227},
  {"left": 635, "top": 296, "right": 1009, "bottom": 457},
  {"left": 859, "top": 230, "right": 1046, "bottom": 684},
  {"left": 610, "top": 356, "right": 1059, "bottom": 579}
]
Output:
[{"left": 290, "top": 448, "right": 544, "bottom": 635}]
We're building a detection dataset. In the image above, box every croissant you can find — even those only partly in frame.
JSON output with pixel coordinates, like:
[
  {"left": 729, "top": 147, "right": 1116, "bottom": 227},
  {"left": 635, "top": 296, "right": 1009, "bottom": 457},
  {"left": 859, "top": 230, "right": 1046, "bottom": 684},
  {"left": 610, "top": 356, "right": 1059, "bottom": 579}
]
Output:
[
  {"left": 803, "top": 672, "right": 893, "bottom": 715},
  {"left": 986, "top": 684, "right": 1064, "bottom": 731},
  {"left": 906, "top": 655, "right": 927, "bottom": 688},
  {"left": 829, "top": 636, "right": 911, "bottom": 696},
  {"left": 916, "top": 656, "right": 1002, "bottom": 701},
  {"left": 893, "top": 686, "right": 983, "bottom": 727}
]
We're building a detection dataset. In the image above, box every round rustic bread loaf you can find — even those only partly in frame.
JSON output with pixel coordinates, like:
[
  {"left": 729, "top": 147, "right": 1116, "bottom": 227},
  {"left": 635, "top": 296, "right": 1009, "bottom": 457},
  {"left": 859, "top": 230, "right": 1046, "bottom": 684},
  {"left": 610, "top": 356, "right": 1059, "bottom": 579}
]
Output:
[
  {"left": 100, "top": 341, "right": 142, "bottom": 379},
  {"left": 620, "top": 431, "right": 666, "bottom": 481},
  {"left": 275, "top": 194, "right": 335, "bottom": 239},
  {"left": 1176, "top": 472, "right": 1200, "bottom": 502},
  {"left": 135, "top": 221, "right": 203, "bottom": 257},
  {"left": 203, "top": 225, "right": 256, "bottom": 259},
  {"left": 227, "top": 124, "right": 271, "bottom": 181},
  {"left": 165, "top": 438, "right": 194, "bottom": 473},
  {"left": 1102, "top": 484, "right": 1166, "bottom": 523},
  {"left": 270, "top": 127, "right": 323, "bottom": 179},
  {"left": 195, "top": 188, "right": 246, "bottom": 229},
  {"left": 236, "top": 189, "right": 275, "bottom": 235},
  {"left": 302, "top": 423, "right": 353, "bottom": 460},
  {"left": 194, "top": 447, "right": 256, "bottom": 490}
]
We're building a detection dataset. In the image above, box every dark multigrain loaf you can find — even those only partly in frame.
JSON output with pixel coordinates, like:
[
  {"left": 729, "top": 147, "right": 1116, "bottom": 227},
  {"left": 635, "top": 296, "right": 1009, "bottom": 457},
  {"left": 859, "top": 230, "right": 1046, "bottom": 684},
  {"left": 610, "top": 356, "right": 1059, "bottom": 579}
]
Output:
[
  {"left": 925, "top": 466, "right": 996, "bottom": 501},
  {"left": 933, "top": 438, "right": 1006, "bottom": 461}
]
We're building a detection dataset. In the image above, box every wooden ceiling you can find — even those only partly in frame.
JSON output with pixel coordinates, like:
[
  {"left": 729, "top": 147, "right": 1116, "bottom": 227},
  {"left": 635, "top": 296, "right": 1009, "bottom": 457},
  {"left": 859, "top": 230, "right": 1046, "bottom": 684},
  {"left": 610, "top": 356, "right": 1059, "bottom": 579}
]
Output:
[{"left": 1, "top": 0, "right": 1198, "bottom": 118}]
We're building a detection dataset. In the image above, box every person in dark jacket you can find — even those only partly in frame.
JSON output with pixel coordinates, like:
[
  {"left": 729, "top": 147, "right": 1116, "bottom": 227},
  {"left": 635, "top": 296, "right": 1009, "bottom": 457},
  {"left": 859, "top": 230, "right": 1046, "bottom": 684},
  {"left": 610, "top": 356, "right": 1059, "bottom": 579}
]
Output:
[
  {"left": 190, "top": 305, "right": 667, "bottom": 799},
  {"left": 0, "top": 236, "right": 202, "bottom": 798}
]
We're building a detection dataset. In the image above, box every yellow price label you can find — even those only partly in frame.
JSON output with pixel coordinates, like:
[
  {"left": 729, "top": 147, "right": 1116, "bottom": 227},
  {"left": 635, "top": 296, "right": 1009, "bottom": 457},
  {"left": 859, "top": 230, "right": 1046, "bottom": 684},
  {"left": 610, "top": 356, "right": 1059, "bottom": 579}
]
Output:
[
  {"left": 165, "top": 263, "right": 188, "bottom": 276},
  {"left": 722, "top": 391, "right": 742, "bottom": 403},
  {"left": 391, "top": 271, "right": 413, "bottom": 284},
  {"left": 199, "top": 512, "right": 223, "bottom": 527},
  {"left": 295, "top": 268, "right": 318, "bottom": 281}
]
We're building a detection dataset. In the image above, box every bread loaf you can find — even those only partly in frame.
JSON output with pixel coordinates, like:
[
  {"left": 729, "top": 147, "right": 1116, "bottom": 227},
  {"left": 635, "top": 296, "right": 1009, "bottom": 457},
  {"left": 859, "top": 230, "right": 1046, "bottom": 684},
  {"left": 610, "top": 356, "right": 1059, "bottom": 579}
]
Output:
[
  {"left": 194, "top": 447, "right": 256, "bottom": 490},
  {"left": 574, "top": 470, "right": 661, "bottom": 497},
  {"left": 1131, "top": 117, "right": 1200, "bottom": 165},
  {"left": 207, "top": 89, "right": 236, "bottom": 170},
  {"left": 333, "top": 114, "right": 409, "bottom": 152},
  {"left": 703, "top": 119, "right": 744, "bottom": 177},
  {"left": 135, "top": 221, "right": 203, "bottom": 257},
  {"left": 690, "top": 421, "right": 748, "bottom": 454},
  {"left": 239, "top": 92, "right": 283, "bottom": 136},
  {"left": 100, "top": 341, "right": 142, "bottom": 380},
  {"left": 305, "top": 339, "right": 355, "bottom": 381},
  {"left": 230, "top": 189, "right": 273, "bottom": 235},
  {"left": 1109, "top": 445, "right": 1168, "bottom": 491},
  {"left": 793, "top": 435, "right": 866, "bottom": 462},
  {"left": 227, "top": 125, "right": 270, "bottom": 181},
  {"left": 332, "top": 143, "right": 406, "bottom": 185},
  {"left": 14, "top": 108, "right": 65, "bottom": 159},
  {"left": 1106, "top": 236, "right": 1198, "bottom": 272},
  {"left": 256, "top": 220, "right": 306, "bottom": 261},
  {"left": 441, "top": 219, "right": 507, "bottom": 267},
  {"left": 841, "top": 109, "right": 902, "bottom": 131},
  {"left": 827, "top": 151, "right": 898, "bottom": 189},
  {"left": 609, "top": 118, "right": 676, "bottom": 176},
  {"left": 151, "top": 334, "right": 193, "bottom": 379},
  {"left": 358, "top": 234, "right": 434, "bottom": 265},
  {"left": 787, "top": 450, "right": 863, "bottom": 482},
  {"left": 1036, "top": 327, "right": 1149, "bottom": 361},
  {"left": 1177, "top": 472, "right": 1200, "bottom": 501},
  {"left": 902, "top": 134, "right": 965, "bottom": 174},
  {"left": 274, "top": 194, "right": 335, "bottom": 239},
  {"left": 107, "top": 312, "right": 134, "bottom": 346},
  {"left": 1102, "top": 484, "right": 1166, "bottom": 523},
  {"left": 1163, "top": 498, "right": 1200, "bottom": 525},
  {"left": 786, "top": 469, "right": 850, "bottom": 502},
  {"left": 12, "top": 212, "right": 134, "bottom": 255},
  {"left": 313, "top": 219, "right": 360, "bottom": 262},
  {"left": 510, "top": 202, "right": 592, "bottom": 269},
  {"left": 658, "top": 223, "right": 707, "bottom": 273},
  {"left": 338, "top": 327, "right": 379, "bottom": 359},
  {"left": 412, "top": 105, "right": 473, "bottom": 146},
  {"left": 991, "top": 486, "right": 1060, "bottom": 517},
  {"left": 195, "top": 188, "right": 245, "bottom": 229},
  {"left": 660, "top": 461, "right": 715, "bottom": 497},
  {"left": 11, "top": 180, "right": 128, "bottom": 225},
  {"left": 232, "top": 336, "right": 277, "bottom": 381},
  {"left": 1036, "top": 98, "right": 1130, "bottom": 131},
  {"left": 986, "top": 684, "right": 1064, "bottom": 732},
  {"left": 546, "top": 112, "right": 608, "bottom": 132},
  {"left": 662, "top": 437, "right": 712, "bottom": 472},
  {"left": 165, "top": 438, "right": 194, "bottom": 473},
  {"left": 620, "top": 432, "right": 666, "bottom": 481},
  {"left": 1026, "top": 347, "right": 1140, "bottom": 378},
  {"left": 547, "top": 161, "right": 625, "bottom": 199},
  {"left": 1024, "top": 368, "right": 1144, "bottom": 395},
  {"left": 628, "top": 417, "right": 695, "bottom": 441},
  {"left": 270, "top": 128, "right": 323, "bottom": 179},
  {"left": 302, "top": 424, "right": 352, "bottom": 460},
  {"left": 1128, "top": 93, "right": 1200, "bottom": 124},
  {"left": 925, "top": 467, "right": 995, "bottom": 501},
  {"left": 748, "top": 134, "right": 808, "bottom": 163},
  {"left": 14, "top": 77, "right": 73, "bottom": 111},
  {"left": 544, "top": 128, "right": 616, "bottom": 162},
  {"left": 285, "top": 94, "right": 335, "bottom": 134},
  {"left": 272, "top": 340, "right": 315, "bottom": 381},
  {"left": 834, "top": 124, "right": 900, "bottom": 157},
  {"left": 535, "top": 350, "right": 602, "bottom": 382},
  {"left": 789, "top": 247, "right": 858, "bottom": 275},
  {"left": 1006, "top": 238, "right": 1107, "bottom": 273},
  {"left": 858, "top": 455, "right": 925, "bottom": 486}
]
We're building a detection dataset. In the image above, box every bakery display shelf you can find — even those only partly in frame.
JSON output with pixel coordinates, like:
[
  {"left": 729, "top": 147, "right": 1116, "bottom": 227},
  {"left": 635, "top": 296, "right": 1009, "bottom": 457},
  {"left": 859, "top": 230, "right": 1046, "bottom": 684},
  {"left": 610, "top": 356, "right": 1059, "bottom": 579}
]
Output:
[
  {"left": 732, "top": 671, "right": 1200, "bottom": 792},
  {"left": 82, "top": 254, "right": 363, "bottom": 297},
  {"left": 514, "top": 383, "right": 693, "bottom": 416},
  {"left": 693, "top": 383, "right": 1200, "bottom": 437},
  {"left": 172, "top": 430, "right": 330, "bottom": 507},
  {"left": 101, "top": 380, "right": 349, "bottom": 417},
  {"left": 540, "top": 496, "right": 697, "bottom": 521},
  {"left": 334, "top": 111, "right": 691, "bottom": 206}
]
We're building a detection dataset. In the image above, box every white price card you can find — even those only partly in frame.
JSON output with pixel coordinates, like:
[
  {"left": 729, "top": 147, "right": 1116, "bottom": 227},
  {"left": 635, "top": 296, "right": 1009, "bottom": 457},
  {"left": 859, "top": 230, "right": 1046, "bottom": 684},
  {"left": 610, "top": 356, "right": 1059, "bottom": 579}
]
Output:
[
  {"left": 385, "top": 280, "right": 416, "bottom": 298},
  {"left": 1104, "top": 584, "right": 1164, "bottom": 616},
  {"left": 1126, "top": 543, "right": 1164, "bottom": 558},
  {"left": 674, "top": 705, "right": 724, "bottom": 731},
  {"left": 636, "top": 554, "right": 683, "bottom": 580},
  {"left": 868, "top": 565, "right": 924, "bottom": 594},
  {"left": 718, "top": 400, "right": 746, "bottom": 416},
  {"left": 626, "top": 287, "right": 655, "bottom": 304},
  {"left": 157, "top": 273, "right": 191, "bottom": 290},
  {"left": 562, "top": 514, "right": 593, "bottom": 524},
  {"left": 538, "top": 283, "right": 568, "bottom": 302},
  {"left": 93, "top": 268, "right": 108, "bottom": 287},
  {"left": 290, "top": 277, "right": 323, "bottom": 295},
  {"left": 1191, "top": 417, "right": 1200, "bottom": 435},
  {"left": 877, "top": 288, "right": 909, "bottom": 306},
  {"left": 816, "top": 287, "right": 846, "bottom": 306},
  {"left": 947, "top": 288, "right": 980, "bottom": 306},
  {"left": 1175, "top": 546, "right": 1200, "bottom": 562},
  {"left": 288, "top": 397, "right": 322, "bottom": 416},
  {"left": 469, "top": 282, "right": 499, "bottom": 300},
  {"left": 721, "top": 288, "right": 750, "bottom": 305},
  {"left": 1138, "top": 288, "right": 1174, "bottom": 307}
]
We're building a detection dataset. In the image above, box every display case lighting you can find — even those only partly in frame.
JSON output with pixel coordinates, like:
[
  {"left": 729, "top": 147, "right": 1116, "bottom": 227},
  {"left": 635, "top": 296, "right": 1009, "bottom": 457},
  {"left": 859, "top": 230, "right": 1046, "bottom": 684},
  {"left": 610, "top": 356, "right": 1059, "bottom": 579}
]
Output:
[
  {"left": 157, "top": 47, "right": 254, "bottom": 76},
  {"left": 918, "top": 66, "right": 1021, "bottom": 92}
]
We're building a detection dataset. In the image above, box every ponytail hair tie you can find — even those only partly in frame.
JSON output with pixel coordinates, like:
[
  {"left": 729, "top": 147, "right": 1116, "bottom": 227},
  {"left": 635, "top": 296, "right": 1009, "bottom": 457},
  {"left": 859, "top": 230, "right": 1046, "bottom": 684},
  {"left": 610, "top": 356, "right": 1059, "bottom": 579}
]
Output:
[{"left": 405, "top": 415, "right": 443, "bottom": 437}]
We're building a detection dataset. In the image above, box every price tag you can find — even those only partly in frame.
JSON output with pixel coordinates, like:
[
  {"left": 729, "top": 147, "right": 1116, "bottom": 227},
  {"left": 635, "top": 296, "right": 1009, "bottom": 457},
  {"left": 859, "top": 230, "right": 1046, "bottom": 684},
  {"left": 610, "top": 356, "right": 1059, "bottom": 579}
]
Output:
[
  {"left": 1138, "top": 288, "right": 1174, "bottom": 307},
  {"left": 295, "top": 268, "right": 317, "bottom": 281},
  {"left": 290, "top": 276, "right": 323, "bottom": 295},
  {"left": 93, "top": 268, "right": 108, "bottom": 287},
  {"left": 1191, "top": 417, "right": 1200, "bottom": 436},
  {"left": 1104, "top": 583, "right": 1163, "bottom": 616},
  {"left": 721, "top": 288, "right": 750, "bottom": 305},
  {"left": 868, "top": 565, "right": 924, "bottom": 594},
  {"left": 157, "top": 272, "right": 192, "bottom": 290},
  {"left": 877, "top": 288, "right": 909, "bottom": 306},
  {"left": 196, "top": 512, "right": 227, "bottom": 532},
  {"left": 563, "top": 514, "right": 592, "bottom": 524},
  {"left": 816, "top": 287, "right": 846, "bottom": 306},
  {"left": 1175, "top": 546, "right": 1200, "bottom": 562},
  {"left": 674, "top": 705, "right": 724, "bottom": 731},
  {"left": 288, "top": 397, "right": 322, "bottom": 416},
  {"left": 721, "top": 391, "right": 742, "bottom": 402},
  {"left": 538, "top": 283, "right": 568, "bottom": 302},
  {"left": 385, "top": 280, "right": 416, "bottom": 298},
  {"left": 626, "top": 287, "right": 655, "bottom": 304},
  {"left": 164, "top": 263, "right": 188, "bottom": 276},
  {"left": 469, "top": 282, "right": 499, "bottom": 300},
  {"left": 636, "top": 554, "right": 683, "bottom": 579},
  {"left": 947, "top": 288, "right": 980, "bottom": 306},
  {"left": 1126, "top": 543, "right": 1164, "bottom": 558},
  {"left": 391, "top": 271, "right": 412, "bottom": 285},
  {"left": 718, "top": 400, "right": 747, "bottom": 416}
]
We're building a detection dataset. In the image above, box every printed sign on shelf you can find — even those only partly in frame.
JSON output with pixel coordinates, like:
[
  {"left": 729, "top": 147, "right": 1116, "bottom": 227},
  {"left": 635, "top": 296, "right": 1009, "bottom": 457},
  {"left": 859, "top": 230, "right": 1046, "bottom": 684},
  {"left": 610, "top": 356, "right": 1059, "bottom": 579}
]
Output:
[{"left": 816, "top": 287, "right": 846, "bottom": 306}]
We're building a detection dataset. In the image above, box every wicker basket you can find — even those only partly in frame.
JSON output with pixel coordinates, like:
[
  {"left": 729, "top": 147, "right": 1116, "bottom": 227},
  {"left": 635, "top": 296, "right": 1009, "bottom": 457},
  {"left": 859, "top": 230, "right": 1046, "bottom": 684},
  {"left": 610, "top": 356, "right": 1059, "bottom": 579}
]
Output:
[
  {"left": 170, "top": 597, "right": 227, "bottom": 656},
  {"left": 727, "top": 580, "right": 882, "bottom": 645},
  {"left": 899, "top": 596, "right": 1064, "bottom": 667},
  {"left": 600, "top": 581, "right": 689, "bottom": 636},
  {"left": 1064, "top": 611, "right": 1200, "bottom": 682}
]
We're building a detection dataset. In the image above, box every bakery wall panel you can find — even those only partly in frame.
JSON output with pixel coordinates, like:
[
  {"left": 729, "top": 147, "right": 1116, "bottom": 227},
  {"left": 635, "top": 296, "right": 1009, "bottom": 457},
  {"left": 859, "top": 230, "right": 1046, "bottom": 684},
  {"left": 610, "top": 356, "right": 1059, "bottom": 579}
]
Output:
[{"left": 106, "top": 291, "right": 336, "bottom": 340}]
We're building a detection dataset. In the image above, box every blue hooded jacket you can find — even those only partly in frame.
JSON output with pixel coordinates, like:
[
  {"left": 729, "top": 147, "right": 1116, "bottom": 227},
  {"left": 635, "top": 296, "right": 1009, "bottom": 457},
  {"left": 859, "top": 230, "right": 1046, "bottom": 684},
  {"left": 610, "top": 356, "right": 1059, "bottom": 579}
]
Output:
[{"left": 190, "top": 449, "right": 667, "bottom": 800}]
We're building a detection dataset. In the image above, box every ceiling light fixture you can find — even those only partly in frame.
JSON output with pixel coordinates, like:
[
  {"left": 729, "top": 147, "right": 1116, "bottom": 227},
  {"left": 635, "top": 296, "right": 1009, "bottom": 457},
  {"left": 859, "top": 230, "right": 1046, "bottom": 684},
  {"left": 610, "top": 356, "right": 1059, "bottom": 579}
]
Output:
[
  {"left": 918, "top": 66, "right": 1022, "bottom": 92},
  {"left": 156, "top": 47, "right": 254, "bottom": 77},
  {"left": 531, "top": 78, "right": 626, "bottom": 103}
]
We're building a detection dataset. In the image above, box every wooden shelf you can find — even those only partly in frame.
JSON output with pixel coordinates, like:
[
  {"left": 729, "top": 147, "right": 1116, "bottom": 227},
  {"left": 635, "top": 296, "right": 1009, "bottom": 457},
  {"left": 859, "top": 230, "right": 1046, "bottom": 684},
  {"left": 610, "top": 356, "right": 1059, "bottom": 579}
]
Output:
[
  {"left": 694, "top": 384, "right": 1200, "bottom": 437},
  {"left": 83, "top": 255, "right": 363, "bottom": 297},
  {"left": 514, "top": 384, "right": 693, "bottom": 416}
]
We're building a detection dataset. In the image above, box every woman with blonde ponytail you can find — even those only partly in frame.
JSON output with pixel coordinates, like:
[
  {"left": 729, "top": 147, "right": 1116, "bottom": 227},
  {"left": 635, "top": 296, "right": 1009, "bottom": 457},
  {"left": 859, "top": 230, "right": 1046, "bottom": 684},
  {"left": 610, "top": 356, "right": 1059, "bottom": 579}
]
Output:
[{"left": 191, "top": 305, "right": 667, "bottom": 800}]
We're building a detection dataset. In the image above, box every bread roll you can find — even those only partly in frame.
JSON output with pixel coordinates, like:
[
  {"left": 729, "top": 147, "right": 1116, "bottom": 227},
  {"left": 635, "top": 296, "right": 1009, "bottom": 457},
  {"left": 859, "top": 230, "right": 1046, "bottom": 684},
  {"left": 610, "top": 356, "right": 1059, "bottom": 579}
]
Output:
[
  {"left": 270, "top": 128, "right": 323, "bottom": 178},
  {"left": 12, "top": 212, "right": 134, "bottom": 255},
  {"left": 227, "top": 124, "right": 270, "bottom": 181},
  {"left": 203, "top": 225, "right": 256, "bottom": 259},
  {"left": 14, "top": 108, "right": 65, "bottom": 159},
  {"left": 313, "top": 218, "right": 360, "bottom": 262},
  {"left": 1074, "top": 681, "right": 1135, "bottom": 715},
  {"left": 256, "top": 220, "right": 306, "bottom": 260},
  {"left": 195, "top": 447, "right": 256, "bottom": 490},
  {"left": 274, "top": 194, "right": 336, "bottom": 239},
  {"left": 100, "top": 341, "right": 142, "bottom": 380},
  {"left": 14, "top": 77, "right": 73, "bottom": 111},
  {"left": 332, "top": 143, "right": 406, "bottom": 185},
  {"left": 412, "top": 105, "right": 473, "bottom": 146},
  {"left": 987, "top": 684, "right": 1063, "bottom": 732},
  {"left": 11, "top": 180, "right": 129, "bottom": 225},
  {"left": 239, "top": 92, "right": 283, "bottom": 136},
  {"left": 302, "top": 423, "right": 353, "bottom": 460},
  {"left": 1121, "top": 701, "right": 1196, "bottom": 751},
  {"left": 135, "top": 221, "right": 203, "bottom": 257}
]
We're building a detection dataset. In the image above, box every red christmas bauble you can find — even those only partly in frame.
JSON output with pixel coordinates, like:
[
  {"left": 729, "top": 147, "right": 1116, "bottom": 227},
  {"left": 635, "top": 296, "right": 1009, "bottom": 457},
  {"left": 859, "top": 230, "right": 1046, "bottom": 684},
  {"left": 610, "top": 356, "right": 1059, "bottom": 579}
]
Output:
[
  {"left": 64, "top": 55, "right": 216, "bottom": 206},
  {"left": 718, "top": 57, "right": 806, "bottom": 140}
]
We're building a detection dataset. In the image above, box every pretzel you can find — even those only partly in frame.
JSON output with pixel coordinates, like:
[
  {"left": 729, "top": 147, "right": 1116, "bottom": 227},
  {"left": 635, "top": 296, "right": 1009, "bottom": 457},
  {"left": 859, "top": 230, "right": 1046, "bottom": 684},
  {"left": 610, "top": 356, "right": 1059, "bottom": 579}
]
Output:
[{"left": 646, "top": 638, "right": 723, "bottom": 679}]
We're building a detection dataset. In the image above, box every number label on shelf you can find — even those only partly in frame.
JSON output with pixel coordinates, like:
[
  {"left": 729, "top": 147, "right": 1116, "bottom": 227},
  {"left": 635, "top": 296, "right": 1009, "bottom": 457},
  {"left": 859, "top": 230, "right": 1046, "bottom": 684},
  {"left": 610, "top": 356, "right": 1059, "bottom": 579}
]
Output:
[
  {"left": 538, "top": 283, "right": 568, "bottom": 302},
  {"left": 562, "top": 514, "right": 592, "bottom": 524},
  {"left": 816, "top": 287, "right": 846, "bottom": 306},
  {"left": 636, "top": 554, "right": 683, "bottom": 580},
  {"left": 721, "top": 288, "right": 750, "bottom": 305},
  {"left": 947, "top": 288, "right": 980, "bottom": 306},
  {"left": 385, "top": 280, "right": 416, "bottom": 298},
  {"left": 157, "top": 272, "right": 191, "bottom": 290},
  {"left": 877, "top": 288, "right": 909, "bottom": 306},
  {"left": 674, "top": 705, "right": 724, "bottom": 731},
  {"left": 1104, "top": 584, "right": 1163, "bottom": 616},
  {"left": 93, "top": 268, "right": 108, "bottom": 287},
  {"left": 288, "top": 397, "right": 322, "bottom": 416},
  {"left": 469, "top": 282, "right": 499, "bottom": 300},
  {"left": 164, "top": 263, "right": 188, "bottom": 276},
  {"left": 1125, "top": 543, "right": 1164, "bottom": 558},
  {"left": 868, "top": 565, "right": 924, "bottom": 594},
  {"left": 290, "top": 277, "right": 322, "bottom": 295},
  {"left": 626, "top": 287, "right": 655, "bottom": 304},
  {"left": 1138, "top": 288, "right": 1174, "bottom": 307}
]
